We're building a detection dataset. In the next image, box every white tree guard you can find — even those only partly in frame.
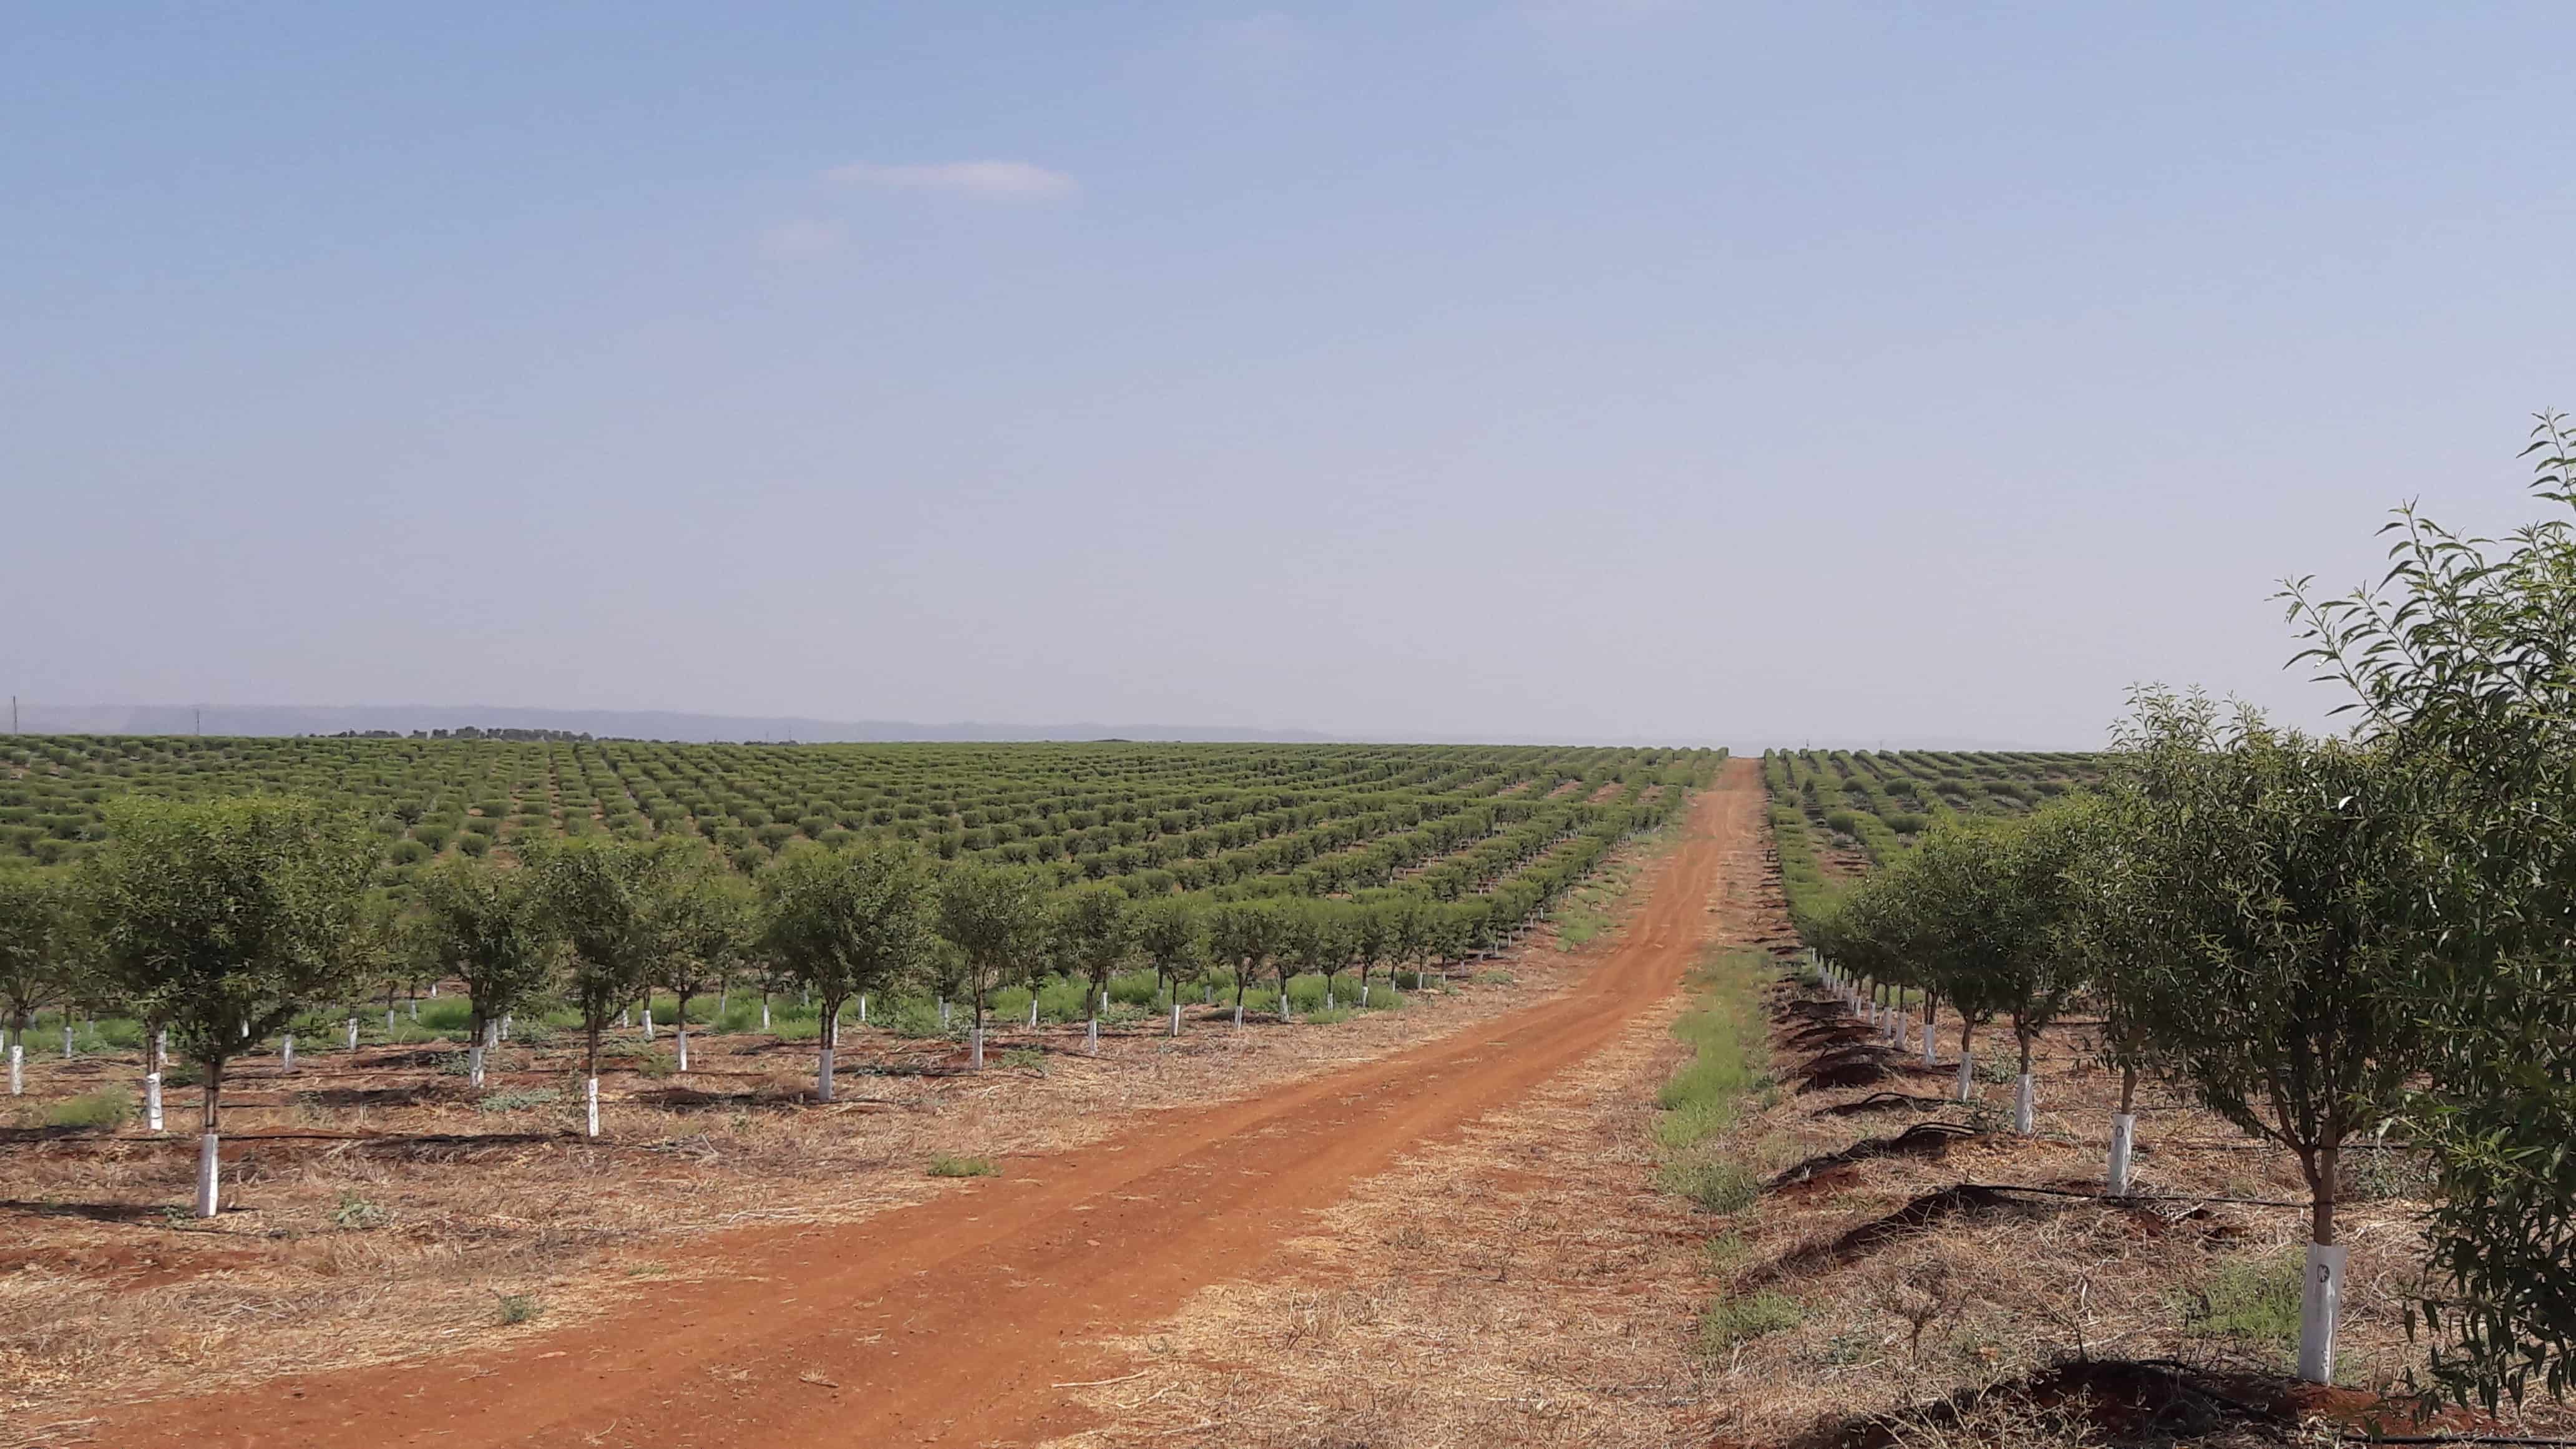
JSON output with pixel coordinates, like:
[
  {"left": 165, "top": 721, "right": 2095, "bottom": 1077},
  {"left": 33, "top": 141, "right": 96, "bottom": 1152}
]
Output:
[
  {"left": 145, "top": 1071, "right": 163, "bottom": 1131},
  {"left": 970, "top": 1027, "right": 985, "bottom": 1070},
  {"left": 7, "top": 1044, "right": 19, "bottom": 1096},
  {"left": 761, "top": 1000, "right": 771, "bottom": 1030},
  {"left": 346, "top": 1018, "right": 359, "bottom": 1051},
  {"left": 585, "top": 1075, "right": 600, "bottom": 1136},
  {"left": 2014, "top": 1073, "right": 2036, "bottom": 1134},
  {"left": 1028, "top": 997, "right": 1039, "bottom": 1028},
  {"left": 1954, "top": 1051, "right": 1974, "bottom": 1102},
  {"left": 2298, "top": 1242, "right": 2347, "bottom": 1383},
  {"left": 2107, "top": 1113, "right": 2136, "bottom": 1196},
  {"left": 281, "top": 1034, "right": 295, "bottom": 1072},
  {"left": 469, "top": 1045, "right": 485, "bottom": 1090},
  {"left": 1233, "top": 1004, "right": 1244, "bottom": 1027},
  {"left": 1169, "top": 1002, "right": 1183, "bottom": 1037},
  {"left": 384, "top": 1008, "right": 396, "bottom": 1033},
  {"left": 859, "top": 994, "right": 868, "bottom": 1025},
  {"left": 676, "top": 1028, "right": 690, "bottom": 1073},
  {"left": 817, "top": 1045, "right": 835, "bottom": 1103},
  {"left": 1086, "top": 1017, "right": 1099, "bottom": 1055},
  {"left": 1920, "top": 1023, "right": 1937, "bottom": 1067},
  {"left": 195, "top": 1133, "right": 221, "bottom": 1217},
  {"left": 64, "top": 1023, "right": 74, "bottom": 1059},
  {"left": 642, "top": 1008, "right": 653, "bottom": 1040}
]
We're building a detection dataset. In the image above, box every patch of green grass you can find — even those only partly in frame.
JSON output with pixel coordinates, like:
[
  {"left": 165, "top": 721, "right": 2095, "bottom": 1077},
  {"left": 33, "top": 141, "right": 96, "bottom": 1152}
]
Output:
[
  {"left": 46, "top": 1088, "right": 132, "bottom": 1130},
  {"left": 1002, "top": 1046, "right": 1046, "bottom": 1071},
  {"left": 494, "top": 1292, "right": 543, "bottom": 1325},
  {"left": 1656, "top": 948, "right": 1770, "bottom": 1150},
  {"left": 476, "top": 1088, "right": 562, "bottom": 1114},
  {"left": 1473, "top": 968, "right": 1516, "bottom": 986},
  {"left": 331, "top": 1191, "right": 389, "bottom": 1230},
  {"left": 1699, "top": 1290, "right": 1802, "bottom": 1353},
  {"left": 2187, "top": 1251, "right": 2303, "bottom": 1352},
  {"left": 1302, "top": 1007, "right": 1354, "bottom": 1025},
  {"left": 927, "top": 1154, "right": 999, "bottom": 1179},
  {"left": 1657, "top": 1156, "right": 1762, "bottom": 1214},
  {"left": 1702, "top": 1229, "right": 1753, "bottom": 1272}
]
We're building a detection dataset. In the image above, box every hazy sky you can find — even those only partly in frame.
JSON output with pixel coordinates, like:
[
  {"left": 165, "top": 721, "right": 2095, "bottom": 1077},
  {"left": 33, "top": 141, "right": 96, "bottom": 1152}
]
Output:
[{"left": 6, "top": 4, "right": 2570, "bottom": 748}]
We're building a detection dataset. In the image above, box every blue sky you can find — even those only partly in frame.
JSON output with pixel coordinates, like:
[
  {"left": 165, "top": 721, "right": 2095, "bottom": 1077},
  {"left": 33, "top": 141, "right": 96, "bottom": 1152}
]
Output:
[{"left": 5, "top": 3, "right": 2569, "bottom": 746}]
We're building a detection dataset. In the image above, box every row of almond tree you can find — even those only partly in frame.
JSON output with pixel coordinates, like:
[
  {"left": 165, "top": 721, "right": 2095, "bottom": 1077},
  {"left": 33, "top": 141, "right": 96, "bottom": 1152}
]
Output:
[
  {"left": 1806, "top": 416, "right": 2576, "bottom": 1411},
  {"left": 0, "top": 799, "right": 1635, "bottom": 1219}
]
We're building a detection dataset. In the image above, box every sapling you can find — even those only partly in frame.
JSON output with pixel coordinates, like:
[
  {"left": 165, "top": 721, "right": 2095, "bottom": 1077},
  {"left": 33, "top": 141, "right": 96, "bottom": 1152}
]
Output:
[
  {"left": 0, "top": 870, "right": 77, "bottom": 1080},
  {"left": 410, "top": 856, "right": 560, "bottom": 1101},
  {"left": 934, "top": 864, "right": 1048, "bottom": 1073},
  {"left": 1050, "top": 881, "right": 1131, "bottom": 1044},
  {"left": 85, "top": 798, "right": 378, "bottom": 1216},
  {"left": 762, "top": 841, "right": 932, "bottom": 1103},
  {"left": 2084, "top": 691, "right": 2428, "bottom": 1383},
  {"left": 522, "top": 837, "right": 697, "bottom": 1137}
]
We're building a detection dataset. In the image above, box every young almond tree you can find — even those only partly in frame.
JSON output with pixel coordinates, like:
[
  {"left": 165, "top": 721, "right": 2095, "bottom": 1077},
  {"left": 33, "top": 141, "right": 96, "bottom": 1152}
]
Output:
[
  {"left": 1051, "top": 880, "right": 1132, "bottom": 1035},
  {"left": 409, "top": 856, "right": 560, "bottom": 1089},
  {"left": 2283, "top": 416, "right": 2576, "bottom": 1408},
  {"left": 761, "top": 842, "right": 930, "bottom": 1101},
  {"left": 652, "top": 853, "right": 756, "bottom": 1074},
  {"left": 934, "top": 862, "right": 1048, "bottom": 1066},
  {"left": 521, "top": 836, "right": 688, "bottom": 1133},
  {"left": 1347, "top": 902, "right": 1395, "bottom": 1006},
  {"left": 0, "top": 868, "right": 76, "bottom": 1066},
  {"left": 1131, "top": 894, "right": 1203, "bottom": 1009},
  {"left": 1203, "top": 899, "right": 1275, "bottom": 1022},
  {"left": 2093, "top": 690, "right": 2428, "bottom": 1383},
  {"left": 84, "top": 798, "right": 379, "bottom": 1216}
]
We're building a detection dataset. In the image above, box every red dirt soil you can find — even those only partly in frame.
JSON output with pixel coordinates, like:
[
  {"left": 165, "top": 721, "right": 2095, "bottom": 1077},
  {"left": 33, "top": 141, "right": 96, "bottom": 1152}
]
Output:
[{"left": 102, "top": 761, "right": 1764, "bottom": 1449}]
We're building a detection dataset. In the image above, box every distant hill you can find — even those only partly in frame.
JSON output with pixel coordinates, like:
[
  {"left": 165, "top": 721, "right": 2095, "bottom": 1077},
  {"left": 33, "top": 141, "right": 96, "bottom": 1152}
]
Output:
[{"left": 8, "top": 704, "right": 1339, "bottom": 745}]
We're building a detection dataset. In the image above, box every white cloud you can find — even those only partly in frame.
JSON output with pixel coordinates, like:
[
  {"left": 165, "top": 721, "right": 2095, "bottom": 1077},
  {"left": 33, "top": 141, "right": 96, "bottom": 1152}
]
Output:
[
  {"left": 757, "top": 219, "right": 850, "bottom": 260},
  {"left": 825, "top": 160, "right": 1077, "bottom": 202}
]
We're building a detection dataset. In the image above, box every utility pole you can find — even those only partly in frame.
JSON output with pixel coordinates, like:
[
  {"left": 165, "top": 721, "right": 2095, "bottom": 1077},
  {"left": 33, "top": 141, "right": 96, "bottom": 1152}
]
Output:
[
  {"left": 9, "top": 696, "right": 15, "bottom": 734},
  {"left": 195, "top": 708, "right": 202, "bottom": 737}
]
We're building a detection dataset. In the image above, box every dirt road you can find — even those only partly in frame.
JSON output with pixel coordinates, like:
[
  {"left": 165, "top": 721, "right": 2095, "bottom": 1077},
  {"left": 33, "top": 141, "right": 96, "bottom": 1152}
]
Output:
[{"left": 109, "top": 759, "right": 1762, "bottom": 1449}]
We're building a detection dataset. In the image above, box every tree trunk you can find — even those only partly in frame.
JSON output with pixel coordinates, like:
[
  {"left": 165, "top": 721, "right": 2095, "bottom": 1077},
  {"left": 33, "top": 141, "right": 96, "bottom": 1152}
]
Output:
[
  {"left": 200, "top": 1054, "right": 225, "bottom": 1134},
  {"left": 2296, "top": 1142, "right": 2345, "bottom": 1383},
  {"left": 817, "top": 997, "right": 841, "bottom": 1103},
  {"left": 2119, "top": 1062, "right": 2138, "bottom": 1115}
]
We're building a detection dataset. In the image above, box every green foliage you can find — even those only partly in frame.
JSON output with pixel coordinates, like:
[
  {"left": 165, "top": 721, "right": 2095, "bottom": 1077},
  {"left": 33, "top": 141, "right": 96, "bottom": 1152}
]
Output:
[
  {"left": 0, "top": 868, "right": 80, "bottom": 1043},
  {"left": 408, "top": 856, "right": 559, "bottom": 1044},
  {"left": 927, "top": 1154, "right": 998, "bottom": 1178},
  {"left": 2282, "top": 413, "right": 2576, "bottom": 1408},
  {"left": 83, "top": 796, "right": 380, "bottom": 1105},
  {"left": 2088, "top": 691, "right": 2426, "bottom": 1246}
]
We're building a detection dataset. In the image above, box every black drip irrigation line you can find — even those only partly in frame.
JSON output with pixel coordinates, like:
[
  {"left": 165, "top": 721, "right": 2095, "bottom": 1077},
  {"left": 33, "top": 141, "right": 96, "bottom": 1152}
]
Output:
[
  {"left": 2359, "top": 1423, "right": 2576, "bottom": 1433},
  {"left": 1959, "top": 1179, "right": 2313, "bottom": 1209}
]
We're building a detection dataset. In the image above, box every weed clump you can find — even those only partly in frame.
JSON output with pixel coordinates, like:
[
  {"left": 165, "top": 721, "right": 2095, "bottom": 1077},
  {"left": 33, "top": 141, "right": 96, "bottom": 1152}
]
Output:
[
  {"left": 1699, "top": 1290, "right": 1802, "bottom": 1352},
  {"left": 45, "top": 1088, "right": 132, "bottom": 1130},
  {"left": 927, "top": 1154, "right": 998, "bottom": 1178}
]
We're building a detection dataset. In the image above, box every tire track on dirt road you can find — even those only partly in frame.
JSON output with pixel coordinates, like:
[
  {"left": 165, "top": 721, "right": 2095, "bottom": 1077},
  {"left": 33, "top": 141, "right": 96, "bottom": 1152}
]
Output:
[{"left": 109, "top": 759, "right": 1765, "bottom": 1449}]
